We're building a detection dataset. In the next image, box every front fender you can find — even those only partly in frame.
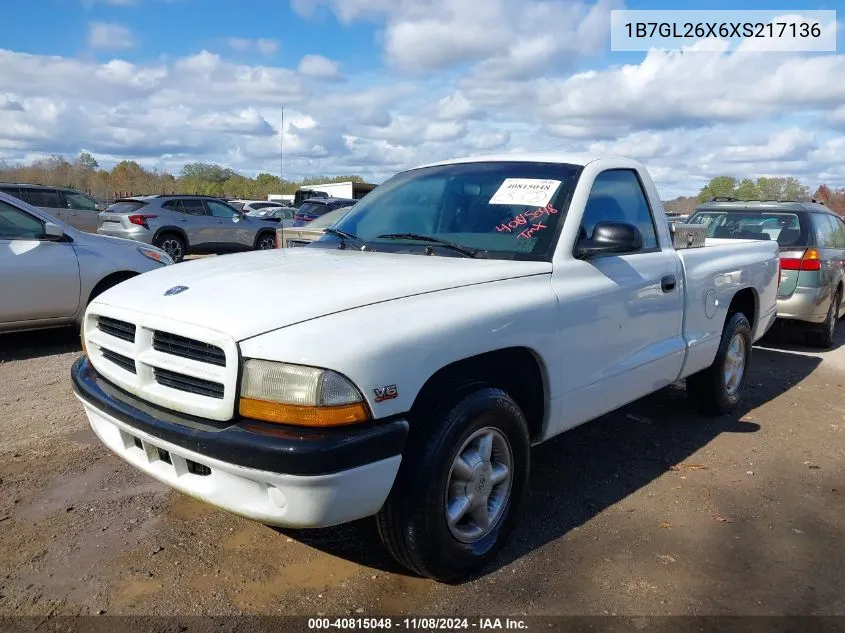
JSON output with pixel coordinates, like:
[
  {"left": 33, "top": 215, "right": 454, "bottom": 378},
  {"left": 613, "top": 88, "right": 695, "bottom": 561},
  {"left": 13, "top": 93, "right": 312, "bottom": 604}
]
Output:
[{"left": 237, "top": 275, "right": 560, "bottom": 424}]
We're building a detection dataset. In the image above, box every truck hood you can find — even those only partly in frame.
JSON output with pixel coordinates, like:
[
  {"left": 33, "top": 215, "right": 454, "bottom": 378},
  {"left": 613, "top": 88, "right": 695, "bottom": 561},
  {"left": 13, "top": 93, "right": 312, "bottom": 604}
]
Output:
[{"left": 93, "top": 248, "right": 552, "bottom": 341}]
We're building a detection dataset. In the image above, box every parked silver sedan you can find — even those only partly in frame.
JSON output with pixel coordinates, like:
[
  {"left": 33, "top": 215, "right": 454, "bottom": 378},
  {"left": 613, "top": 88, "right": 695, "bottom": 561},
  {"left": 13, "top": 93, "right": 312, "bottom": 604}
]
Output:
[{"left": 0, "top": 192, "right": 173, "bottom": 334}]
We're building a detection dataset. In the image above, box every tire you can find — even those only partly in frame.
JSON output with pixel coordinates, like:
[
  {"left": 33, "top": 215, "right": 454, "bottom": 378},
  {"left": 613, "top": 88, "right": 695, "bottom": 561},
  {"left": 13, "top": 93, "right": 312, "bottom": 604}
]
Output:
[
  {"left": 254, "top": 232, "right": 276, "bottom": 250},
  {"left": 376, "top": 387, "right": 530, "bottom": 583},
  {"left": 153, "top": 233, "right": 186, "bottom": 263},
  {"left": 806, "top": 288, "right": 840, "bottom": 349},
  {"left": 686, "top": 311, "right": 752, "bottom": 415}
]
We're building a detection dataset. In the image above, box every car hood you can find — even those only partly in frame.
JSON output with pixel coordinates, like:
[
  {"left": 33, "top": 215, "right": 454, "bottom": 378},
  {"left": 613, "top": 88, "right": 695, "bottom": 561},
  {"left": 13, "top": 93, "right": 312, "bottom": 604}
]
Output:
[{"left": 93, "top": 248, "right": 552, "bottom": 341}]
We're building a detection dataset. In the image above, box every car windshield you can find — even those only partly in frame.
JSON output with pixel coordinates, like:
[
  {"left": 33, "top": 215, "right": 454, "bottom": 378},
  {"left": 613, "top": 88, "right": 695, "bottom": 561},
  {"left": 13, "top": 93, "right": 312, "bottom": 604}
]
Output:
[
  {"left": 330, "top": 161, "right": 581, "bottom": 260},
  {"left": 689, "top": 210, "right": 807, "bottom": 246}
]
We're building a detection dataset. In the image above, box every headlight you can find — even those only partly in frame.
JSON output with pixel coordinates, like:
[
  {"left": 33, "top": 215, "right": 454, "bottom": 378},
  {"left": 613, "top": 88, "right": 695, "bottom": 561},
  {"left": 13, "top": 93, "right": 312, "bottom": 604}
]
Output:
[
  {"left": 138, "top": 246, "right": 173, "bottom": 265},
  {"left": 239, "top": 359, "right": 370, "bottom": 427}
]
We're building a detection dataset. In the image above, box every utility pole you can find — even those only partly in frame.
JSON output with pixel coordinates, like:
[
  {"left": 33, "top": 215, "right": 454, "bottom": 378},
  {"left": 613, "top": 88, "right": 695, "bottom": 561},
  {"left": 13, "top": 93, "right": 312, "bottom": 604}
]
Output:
[{"left": 280, "top": 106, "right": 285, "bottom": 194}]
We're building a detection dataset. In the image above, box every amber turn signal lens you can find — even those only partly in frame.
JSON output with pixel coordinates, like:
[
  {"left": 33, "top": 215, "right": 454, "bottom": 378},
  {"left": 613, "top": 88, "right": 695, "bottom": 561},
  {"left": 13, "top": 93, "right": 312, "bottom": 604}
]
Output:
[{"left": 239, "top": 398, "right": 369, "bottom": 427}]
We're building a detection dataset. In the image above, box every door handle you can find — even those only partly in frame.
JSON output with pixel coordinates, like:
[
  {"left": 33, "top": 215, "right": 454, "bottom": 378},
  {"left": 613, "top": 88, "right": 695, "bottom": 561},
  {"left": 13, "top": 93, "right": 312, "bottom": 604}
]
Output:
[{"left": 661, "top": 275, "right": 676, "bottom": 292}]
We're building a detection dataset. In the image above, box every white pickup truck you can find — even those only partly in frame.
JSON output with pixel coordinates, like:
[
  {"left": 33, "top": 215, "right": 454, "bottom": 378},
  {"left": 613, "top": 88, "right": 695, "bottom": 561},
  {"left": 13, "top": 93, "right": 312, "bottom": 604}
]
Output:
[{"left": 72, "top": 154, "right": 779, "bottom": 582}]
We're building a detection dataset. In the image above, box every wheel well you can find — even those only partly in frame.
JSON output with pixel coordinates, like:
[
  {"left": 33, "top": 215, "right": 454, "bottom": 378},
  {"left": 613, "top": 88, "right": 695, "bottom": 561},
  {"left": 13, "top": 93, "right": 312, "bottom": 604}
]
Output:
[
  {"left": 727, "top": 287, "right": 757, "bottom": 331},
  {"left": 88, "top": 271, "right": 137, "bottom": 305},
  {"left": 153, "top": 227, "right": 188, "bottom": 247},
  {"left": 410, "top": 348, "right": 546, "bottom": 441},
  {"left": 254, "top": 229, "right": 275, "bottom": 246}
]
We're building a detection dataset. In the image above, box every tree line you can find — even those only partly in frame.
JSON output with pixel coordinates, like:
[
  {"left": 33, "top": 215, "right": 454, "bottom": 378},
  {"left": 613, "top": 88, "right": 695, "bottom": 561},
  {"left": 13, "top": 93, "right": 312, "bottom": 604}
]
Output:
[
  {"left": 664, "top": 176, "right": 845, "bottom": 215},
  {"left": 0, "top": 152, "right": 365, "bottom": 202}
]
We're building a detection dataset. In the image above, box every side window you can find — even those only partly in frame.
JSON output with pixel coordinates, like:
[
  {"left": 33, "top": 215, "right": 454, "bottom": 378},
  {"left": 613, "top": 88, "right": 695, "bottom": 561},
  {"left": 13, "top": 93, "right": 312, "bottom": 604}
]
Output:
[
  {"left": 0, "top": 200, "right": 45, "bottom": 240},
  {"left": 162, "top": 200, "right": 184, "bottom": 213},
  {"left": 179, "top": 199, "right": 207, "bottom": 216},
  {"left": 812, "top": 213, "right": 836, "bottom": 248},
  {"left": 26, "top": 189, "right": 63, "bottom": 208},
  {"left": 64, "top": 192, "right": 98, "bottom": 211},
  {"left": 580, "top": 170, "right": 658, "bottom": 250},
  {"left": 827, "top": 215, "right": 845, "bottom": 249},
  {"left": 205, "top": 200, "right": 239, "bottom": 218}
]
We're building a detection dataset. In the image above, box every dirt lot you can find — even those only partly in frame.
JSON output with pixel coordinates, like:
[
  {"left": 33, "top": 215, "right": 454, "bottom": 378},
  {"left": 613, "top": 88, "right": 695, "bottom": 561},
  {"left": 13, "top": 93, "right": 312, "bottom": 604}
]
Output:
[{"left": 0, "top": 324, "right": 843, "bottom": 617}]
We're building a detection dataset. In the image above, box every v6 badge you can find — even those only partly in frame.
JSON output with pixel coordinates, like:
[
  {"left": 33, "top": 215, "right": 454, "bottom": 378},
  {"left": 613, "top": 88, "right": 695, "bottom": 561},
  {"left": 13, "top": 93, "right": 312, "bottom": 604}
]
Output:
[{"left": 373, "top": 385, "right": 398, "bottom": 402}]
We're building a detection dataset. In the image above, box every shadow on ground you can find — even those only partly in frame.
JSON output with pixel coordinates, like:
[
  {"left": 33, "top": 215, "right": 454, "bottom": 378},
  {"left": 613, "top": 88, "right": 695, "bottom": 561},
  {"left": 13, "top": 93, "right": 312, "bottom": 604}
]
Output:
[
  {"left": 282, "top": 343, "right": 823, "bottom": 582},
  {"left": 0, "top": 327, "right": 81, "bottom": 362}
]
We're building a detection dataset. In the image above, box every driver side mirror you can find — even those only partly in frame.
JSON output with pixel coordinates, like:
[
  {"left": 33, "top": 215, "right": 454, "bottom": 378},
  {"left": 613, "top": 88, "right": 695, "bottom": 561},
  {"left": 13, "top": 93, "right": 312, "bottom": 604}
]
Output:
[
  {"left": 42, "top": 221, "right": 66, "bottom": 241},
  {"left": 575, "top": 222, "right": 643, "bottom": 259}
]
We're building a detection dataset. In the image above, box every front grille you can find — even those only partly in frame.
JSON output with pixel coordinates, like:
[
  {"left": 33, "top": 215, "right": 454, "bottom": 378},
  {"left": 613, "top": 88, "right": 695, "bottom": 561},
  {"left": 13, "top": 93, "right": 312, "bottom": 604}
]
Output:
[
  {"left": 153, "top": 368, "right": 224, "bottom": 399},
  {"left": 101, "top": 348, "right": 136, "bottom": 374},
  {"left": 98, "top": 316, "right": 136, "bottom": 342},
  {"left": 153, "top": 330, "right": 226, "bottom": 367}
]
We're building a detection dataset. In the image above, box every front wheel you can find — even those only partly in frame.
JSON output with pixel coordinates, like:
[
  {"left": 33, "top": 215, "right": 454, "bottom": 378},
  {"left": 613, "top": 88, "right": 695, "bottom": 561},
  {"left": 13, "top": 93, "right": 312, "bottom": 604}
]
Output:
[
  {"left": 687, "top": 311, "right": 752, "bottom": 415},
  {"left": 255, "top": 232, "right": 276, "bottom": 250},
  {"left": 376, "top": 387, "right": 530, "bottom": 582}
]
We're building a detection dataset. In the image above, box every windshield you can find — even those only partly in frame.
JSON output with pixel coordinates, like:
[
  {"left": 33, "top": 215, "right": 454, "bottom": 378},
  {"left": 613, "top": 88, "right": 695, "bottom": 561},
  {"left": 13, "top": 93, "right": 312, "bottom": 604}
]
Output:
[
  {"left": 689, "top": 210, "right": 807, "bottom": 246},
  {"left": 330, "top": 161, "right": 581, "bottom": 260}
]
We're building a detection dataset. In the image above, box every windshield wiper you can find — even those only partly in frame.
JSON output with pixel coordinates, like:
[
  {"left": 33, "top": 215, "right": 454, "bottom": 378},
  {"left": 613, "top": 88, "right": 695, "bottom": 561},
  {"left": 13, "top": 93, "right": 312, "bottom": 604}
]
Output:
[
  {"left": 376, "top": 233, "right": 481, "bottom": 258},
  {"left": 324, "top": 227, "right": 370, "bottom": 251}
]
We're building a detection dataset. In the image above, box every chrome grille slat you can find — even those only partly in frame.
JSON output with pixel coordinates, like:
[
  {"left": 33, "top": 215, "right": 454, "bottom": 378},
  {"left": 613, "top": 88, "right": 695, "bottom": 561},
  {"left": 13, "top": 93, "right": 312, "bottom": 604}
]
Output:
[
  {"left": 97, "top": 316, "right": 136, "bottom": 342},
  {"left": 152, "top": 330, "right": 226, "bottom": 367},
  {"left": 153, "top": 368, "right": 225, "bottom": 399},
  {"left": 101, "top": 348, "right": 136, "bottom": 374}
]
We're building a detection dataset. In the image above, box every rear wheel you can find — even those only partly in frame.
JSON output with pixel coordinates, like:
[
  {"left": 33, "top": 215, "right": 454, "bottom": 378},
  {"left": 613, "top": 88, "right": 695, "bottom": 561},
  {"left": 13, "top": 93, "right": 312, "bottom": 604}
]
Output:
[
  {"left": 687, "top": 311, "right": 752, "bottom": 415},
  {"left": 806, "top": 288, "right": 840, "bottom": 349},
  {"left": 376, "top": 387, "right": 530, "bottom": 582},
  {"left": 154, "top": 233, "right": 185, "bottom": 263}
]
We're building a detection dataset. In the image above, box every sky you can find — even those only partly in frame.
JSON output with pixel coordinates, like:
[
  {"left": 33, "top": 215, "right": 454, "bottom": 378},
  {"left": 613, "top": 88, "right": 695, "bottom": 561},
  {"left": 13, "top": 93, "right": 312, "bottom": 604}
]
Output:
[{"left": 0, "top": 0, "right": 843, "bottom": 197}]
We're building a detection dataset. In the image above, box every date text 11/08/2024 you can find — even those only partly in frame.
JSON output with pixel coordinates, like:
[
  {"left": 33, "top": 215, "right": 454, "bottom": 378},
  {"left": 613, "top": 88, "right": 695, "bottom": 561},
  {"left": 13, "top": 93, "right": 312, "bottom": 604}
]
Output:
[{"left": 307, "top": 617, "right": 528, "bottom": 630}]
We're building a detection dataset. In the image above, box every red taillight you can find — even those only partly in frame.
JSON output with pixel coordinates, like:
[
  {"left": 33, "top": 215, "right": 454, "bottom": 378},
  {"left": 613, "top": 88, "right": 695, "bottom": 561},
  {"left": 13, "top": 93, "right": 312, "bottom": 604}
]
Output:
[
  {"left": 780, "top": 248, "right": 821, "bottom": 272},
  {"left": 128, "top": 214, "right": 157, "bottom": 228}
]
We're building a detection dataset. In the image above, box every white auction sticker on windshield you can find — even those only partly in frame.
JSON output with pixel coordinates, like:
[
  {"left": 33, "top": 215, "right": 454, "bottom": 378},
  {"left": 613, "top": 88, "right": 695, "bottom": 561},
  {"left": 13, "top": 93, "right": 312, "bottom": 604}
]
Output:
[{"left": 489, "top": 178, "right": 562, "bottom": 207}]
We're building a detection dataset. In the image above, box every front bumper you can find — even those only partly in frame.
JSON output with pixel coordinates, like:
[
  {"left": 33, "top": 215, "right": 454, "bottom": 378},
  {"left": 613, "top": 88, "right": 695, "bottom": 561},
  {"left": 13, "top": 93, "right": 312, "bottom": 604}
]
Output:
[
  {"left": 777, "top": 286, "right": 831, "bottom": 324},
  {"left": 71, "top": 357, "right": 408, "bottom": 527}
]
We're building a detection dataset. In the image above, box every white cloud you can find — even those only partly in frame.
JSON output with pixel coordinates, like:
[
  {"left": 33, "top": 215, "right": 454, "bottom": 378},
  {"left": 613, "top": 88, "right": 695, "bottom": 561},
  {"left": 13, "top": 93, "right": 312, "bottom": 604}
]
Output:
[
  {"left": 297, "top": 54, "right": 343, "bottom": 81},
  {"left": 1, "top": 40, "right": 845, "bottom": 195},
  {"left": 256, "top": 39, "right": 279, "bottom": 55},
  {"left": 227, "top": 37, "right": 279, "bottom": 56},
  {"left": 293, "top": 0, "right": 617, "bottom": 77},
  {"left": 88, "top": 22, "right": 136, "bottom": 50}
]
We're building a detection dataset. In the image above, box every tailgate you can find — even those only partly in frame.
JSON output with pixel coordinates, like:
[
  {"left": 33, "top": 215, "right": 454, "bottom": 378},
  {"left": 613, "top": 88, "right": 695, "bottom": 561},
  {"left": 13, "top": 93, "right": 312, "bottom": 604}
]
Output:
[{"left": 99, "top": 200, "right": 150, "bottom": 227}]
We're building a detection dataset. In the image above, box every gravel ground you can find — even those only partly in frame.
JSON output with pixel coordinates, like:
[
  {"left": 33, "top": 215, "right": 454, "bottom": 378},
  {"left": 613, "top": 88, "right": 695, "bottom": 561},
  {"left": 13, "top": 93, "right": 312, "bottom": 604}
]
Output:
[{"left": 0, "top": 324, "right": 843, "bottom": 617}]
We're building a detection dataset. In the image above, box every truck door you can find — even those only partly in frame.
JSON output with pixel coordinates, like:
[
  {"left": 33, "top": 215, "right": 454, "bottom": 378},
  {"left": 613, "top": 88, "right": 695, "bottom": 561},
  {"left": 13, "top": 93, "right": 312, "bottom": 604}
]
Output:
[{"left": 552, "top": 168, "right": 685, "bottom": 430}]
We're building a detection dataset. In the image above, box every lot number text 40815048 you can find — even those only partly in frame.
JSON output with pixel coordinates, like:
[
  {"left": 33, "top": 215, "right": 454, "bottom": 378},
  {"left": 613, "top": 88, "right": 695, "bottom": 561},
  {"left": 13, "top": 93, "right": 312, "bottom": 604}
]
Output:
[{"left": 307, "top": 617, "right": 528, "bottom": 630}]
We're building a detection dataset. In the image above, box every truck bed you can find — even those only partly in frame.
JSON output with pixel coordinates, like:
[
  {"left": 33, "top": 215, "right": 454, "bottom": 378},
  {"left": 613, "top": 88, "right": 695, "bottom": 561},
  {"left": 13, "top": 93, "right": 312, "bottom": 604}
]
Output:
[{"left": 676, "top": 237, "right": 779, "bottom": 380}]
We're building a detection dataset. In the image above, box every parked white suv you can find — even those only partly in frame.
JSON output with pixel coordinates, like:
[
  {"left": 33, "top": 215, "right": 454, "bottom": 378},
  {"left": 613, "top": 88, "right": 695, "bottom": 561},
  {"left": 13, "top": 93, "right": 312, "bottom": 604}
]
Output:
[{"left": 72, "top": 155, "right": 778, "bottom": 581}]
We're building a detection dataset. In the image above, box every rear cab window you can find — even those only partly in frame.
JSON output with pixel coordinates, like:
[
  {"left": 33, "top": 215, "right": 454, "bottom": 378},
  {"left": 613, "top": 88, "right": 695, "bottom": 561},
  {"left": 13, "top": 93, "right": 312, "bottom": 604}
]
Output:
[{"left": 689, "top": 210, "right": 809, "bottom": 246}]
